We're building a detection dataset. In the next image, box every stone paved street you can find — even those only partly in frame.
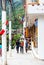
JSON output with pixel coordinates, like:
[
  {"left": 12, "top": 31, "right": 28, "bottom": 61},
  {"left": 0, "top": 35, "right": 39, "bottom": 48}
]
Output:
[{"left": 0, "top": 48, "right": 44, "bottom": 65}]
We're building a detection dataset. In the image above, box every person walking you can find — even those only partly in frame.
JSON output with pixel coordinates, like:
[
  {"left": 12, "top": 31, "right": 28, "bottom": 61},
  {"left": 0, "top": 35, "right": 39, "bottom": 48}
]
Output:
[
  {"left": 16, "top": 39, "right": 20, "bottom": 53},
  {"left": 20, "top": 39, "right": 24, "bottom": 53},
  {"left": 25, "top": 39, "right": 28, "bottom": 53}
]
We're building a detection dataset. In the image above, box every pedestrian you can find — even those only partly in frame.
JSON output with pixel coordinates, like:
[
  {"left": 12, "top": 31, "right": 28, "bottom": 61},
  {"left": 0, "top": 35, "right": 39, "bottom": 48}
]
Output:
[
  {"left": 16, "top": 39, "right": 20, "bottom": 53},
  {"left": 20, "top": 38, "right": 24, "bottom": 53},
  {"left": 25, "top": 39, "right": 28, "bottom": 53}
]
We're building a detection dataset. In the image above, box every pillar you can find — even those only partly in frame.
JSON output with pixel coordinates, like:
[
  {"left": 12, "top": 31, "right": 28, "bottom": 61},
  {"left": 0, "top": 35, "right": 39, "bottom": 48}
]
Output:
[
  {"left": 2, "top": 0, "right": 7, "bottom": 65},
  {"left": 23, "top": 20, "right": 27, "bottom": 53},
  {"left": 38, "top": 16, "right": 44, "bottom": 59},
  {"left": 9, "top": 21, "right": 11, "bottom": 56},
  {"left": 9, "top": 3, "right": 12, "bottom": 56}
]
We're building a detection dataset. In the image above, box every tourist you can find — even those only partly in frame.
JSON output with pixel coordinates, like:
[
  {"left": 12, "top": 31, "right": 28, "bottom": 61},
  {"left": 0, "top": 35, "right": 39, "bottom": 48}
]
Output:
[
  {"left": 20, "top": 38, "right": 24, "bottom": 53},
  {"left": 16, "top": 39, "right": 20, "bottom": 53},
  {"left": 25, "top": 39, "right": 28, "bottom": 53}
]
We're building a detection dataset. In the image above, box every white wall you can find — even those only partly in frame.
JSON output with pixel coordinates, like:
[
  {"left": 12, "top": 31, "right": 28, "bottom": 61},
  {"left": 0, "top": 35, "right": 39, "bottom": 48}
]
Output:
[
  {"left": 39, "top": 0, "right": 44, "bottom": 3},
  {"left": 26, "top": 0, "right": 44, "bottom": 4},
  {"left": 38, "top": 16, "right": 44, "bottom": 59},
  {"left": 27, "top": 5, "right": 44, "bottom": 14}
]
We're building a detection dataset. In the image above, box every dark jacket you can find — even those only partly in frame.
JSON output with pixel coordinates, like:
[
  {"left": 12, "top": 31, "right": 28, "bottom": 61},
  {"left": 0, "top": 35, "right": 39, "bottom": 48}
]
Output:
[{"left": 16, "top": 40, "right": 20, "bottom": 48}]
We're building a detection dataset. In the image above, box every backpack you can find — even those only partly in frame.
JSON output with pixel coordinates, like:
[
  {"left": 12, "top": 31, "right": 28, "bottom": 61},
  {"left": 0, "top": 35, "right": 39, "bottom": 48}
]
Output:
[{"left": 20, "top": 41, "right": 24, "bottom": 47}]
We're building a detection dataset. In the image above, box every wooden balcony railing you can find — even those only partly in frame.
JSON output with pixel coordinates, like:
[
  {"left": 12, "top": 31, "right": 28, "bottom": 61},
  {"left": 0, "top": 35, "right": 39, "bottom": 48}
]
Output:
[{"left": 27, "top": 2, "right": 40, "bottom": 6}]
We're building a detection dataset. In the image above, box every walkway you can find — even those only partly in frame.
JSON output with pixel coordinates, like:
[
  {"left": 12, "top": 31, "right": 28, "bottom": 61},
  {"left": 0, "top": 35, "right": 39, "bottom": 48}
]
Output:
[{"left": 0, "top": 48, "right": 44, "bottom": 65}]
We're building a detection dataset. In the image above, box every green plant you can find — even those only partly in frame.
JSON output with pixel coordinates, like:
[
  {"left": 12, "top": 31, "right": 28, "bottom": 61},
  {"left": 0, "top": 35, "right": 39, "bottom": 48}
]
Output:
[
  {"left": 14, "top": 34, "right": 21, "bottom": 42},
  {"left": 11, "top": 33, "right": 21, "bottom": 49}
]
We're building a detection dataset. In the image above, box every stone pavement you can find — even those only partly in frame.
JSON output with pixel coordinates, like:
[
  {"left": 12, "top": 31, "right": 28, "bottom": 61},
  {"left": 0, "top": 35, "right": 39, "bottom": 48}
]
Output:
[{"left": 0, "top": 48, "right": 44, "bottom": 65}]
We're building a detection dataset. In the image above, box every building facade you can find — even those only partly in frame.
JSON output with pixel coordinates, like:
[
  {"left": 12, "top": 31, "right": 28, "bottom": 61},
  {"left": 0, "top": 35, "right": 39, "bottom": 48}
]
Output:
[{"left": 24, "top": 0, "right": 44, "bottom": 59}]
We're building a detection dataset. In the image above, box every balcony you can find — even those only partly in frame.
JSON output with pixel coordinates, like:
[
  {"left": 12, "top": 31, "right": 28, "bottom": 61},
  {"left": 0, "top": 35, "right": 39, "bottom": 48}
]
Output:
[
  {"left": 27, "top": 2, "right": 39, "bottom": 5},
  {"left": 27, "top": 4, "right": 44, "bottom": 15},
  {"left": 26, "top": 0, "right": 39, "bottom": 4}
]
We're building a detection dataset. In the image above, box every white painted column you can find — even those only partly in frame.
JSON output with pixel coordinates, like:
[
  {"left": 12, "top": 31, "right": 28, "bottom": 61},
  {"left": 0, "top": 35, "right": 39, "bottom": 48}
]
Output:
[
  {"left": 2, "top": 11, "right": 7, "bottom": 65},
  {"left": 9, "top": 3, "right": 12, "bottom": 56},
  {"left": 38, "top": 16, "right": 44, "bottom": 59},
  {"left": 23, "top": 20, "right": 26, "bottom": 53},
  {"left": 9, "top": 21, "right": 11, "bottom": 56},
  {"left": 23, "top": 5, "right": 28, "bottom": 53}
]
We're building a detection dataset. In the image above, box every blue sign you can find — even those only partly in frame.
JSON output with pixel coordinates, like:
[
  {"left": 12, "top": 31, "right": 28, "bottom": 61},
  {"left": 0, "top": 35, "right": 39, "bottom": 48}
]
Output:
[{"left": 0, "top": 45, "right": 2, "bottom": 49}]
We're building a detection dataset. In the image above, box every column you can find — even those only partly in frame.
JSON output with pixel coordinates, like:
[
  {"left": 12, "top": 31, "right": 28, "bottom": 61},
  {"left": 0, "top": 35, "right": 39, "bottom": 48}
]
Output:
[
  {"left": 2, "top": 0, "right": 7, "bottom": 65},
  {"left": 23, "top": 20, "right": 26, "bottom": 53},
  {"left": 9, "top": 21, "right": 11, "bottom": 56},
  {"left": 9, "top": 3, "right": 12, "bottom": 56},
  {"left": 38, "top": 16, "right": 44, "bottom": 59}
]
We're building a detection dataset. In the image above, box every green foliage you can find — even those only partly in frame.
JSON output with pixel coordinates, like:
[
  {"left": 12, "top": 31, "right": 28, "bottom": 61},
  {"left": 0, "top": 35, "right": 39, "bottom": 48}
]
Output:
[
  {"left": 11, "top": 1, "right": 24, "bottom": 29},
  {"left": 11, "top": 33, "right": 21, "bottom": 49},
  {"left": 0, "top": 21, "right": 2, "bottom": 30},
  {"left": 14, "top": 34, "right": 21, "bottom": 42},
  {"left": 0, "top": 35, "right": 2, "bottom": 44},
  {"left": 6, "top": 34, "right": 21, "bottom": 49},
  {"left": 0, "top": 0, "right": 24, "bottom": 30}
]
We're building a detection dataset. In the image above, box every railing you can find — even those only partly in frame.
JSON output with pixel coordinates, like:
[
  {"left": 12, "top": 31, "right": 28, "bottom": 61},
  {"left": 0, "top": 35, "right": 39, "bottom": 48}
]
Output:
[
  {"left": 27, "top": 2, "right": 40, "bottom": 6},
  {"left": 27, "top": 4, "right": 44, "bottom": 14}
]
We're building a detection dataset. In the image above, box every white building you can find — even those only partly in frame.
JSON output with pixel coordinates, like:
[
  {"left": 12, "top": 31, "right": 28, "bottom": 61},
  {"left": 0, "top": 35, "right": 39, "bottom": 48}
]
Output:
[{"left": 24, "top": 0, "right": 44, "bottom": 59}]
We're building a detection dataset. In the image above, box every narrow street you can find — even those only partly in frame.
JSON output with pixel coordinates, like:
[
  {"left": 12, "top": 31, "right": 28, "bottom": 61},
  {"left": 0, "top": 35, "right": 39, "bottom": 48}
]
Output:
[
  {"left": 0, "top": 0, "right": 44, "bottom": 65},
  {"left": 0, "top": 48, "right": 44, "bottom": 65}
]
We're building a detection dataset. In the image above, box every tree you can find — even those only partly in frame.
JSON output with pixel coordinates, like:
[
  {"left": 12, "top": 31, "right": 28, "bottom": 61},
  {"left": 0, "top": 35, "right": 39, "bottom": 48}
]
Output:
[{"left": 11, "top": 0, "right": 24, "bottom": 30}]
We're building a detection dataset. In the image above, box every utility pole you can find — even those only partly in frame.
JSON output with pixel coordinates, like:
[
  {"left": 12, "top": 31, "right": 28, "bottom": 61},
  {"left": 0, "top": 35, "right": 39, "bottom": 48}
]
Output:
[{"left": 2, "top": 0, "right": 7, "bottom": 65}]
